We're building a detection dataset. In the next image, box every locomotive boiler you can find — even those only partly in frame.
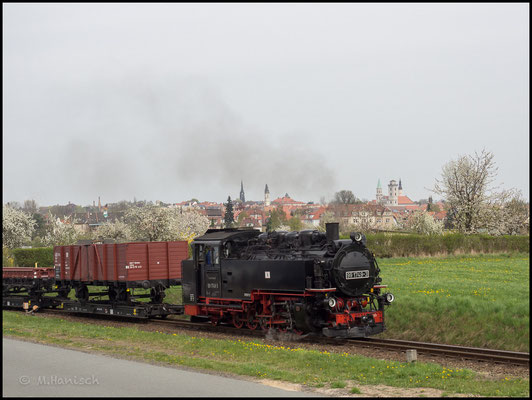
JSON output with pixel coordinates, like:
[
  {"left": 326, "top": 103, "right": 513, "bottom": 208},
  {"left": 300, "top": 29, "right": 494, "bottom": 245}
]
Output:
[{"left": 182, "top": 223, "right": 394, "bottom": 338}]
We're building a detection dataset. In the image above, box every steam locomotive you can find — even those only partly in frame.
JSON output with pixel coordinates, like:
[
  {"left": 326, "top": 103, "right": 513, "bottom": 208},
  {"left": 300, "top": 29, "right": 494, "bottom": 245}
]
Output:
[{"left": 183, "top": 223, "right": 394, "bottom": 338}]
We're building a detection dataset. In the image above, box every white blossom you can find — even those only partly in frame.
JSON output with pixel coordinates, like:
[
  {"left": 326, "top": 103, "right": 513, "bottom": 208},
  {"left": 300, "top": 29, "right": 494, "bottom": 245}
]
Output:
[
  {"left": 167, "top": 209, "right": 210, "bottom": 242},
  {"left": 124, "top": 206, "right": 209, "bottom": 242},
  {"left": 405, "top": 211, "right": 443, "bottom": 235},
  {"left": 42, "top": 215, "right": 80, "bottom": 246},
  {"left": 433, "top": 150, "right": 528, "bottom": 234},
  {"left": 2, "top": 205, "right": 36, "bottom": 249},
  {"left": 92, "top": 220, "right": 132, "bottom": 242}
]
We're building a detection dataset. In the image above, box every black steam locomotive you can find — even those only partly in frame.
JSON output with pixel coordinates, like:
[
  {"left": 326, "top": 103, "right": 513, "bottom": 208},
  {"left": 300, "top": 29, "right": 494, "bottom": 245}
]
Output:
[{"left": 182, "top": 223, "right": 394, "bottom": 338}]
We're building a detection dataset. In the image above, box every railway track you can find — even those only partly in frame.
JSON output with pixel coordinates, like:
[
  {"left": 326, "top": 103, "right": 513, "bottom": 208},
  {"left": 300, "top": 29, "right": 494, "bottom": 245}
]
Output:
[
  {"left": 349, "top": 337, "right": 530, "bottom": 367},
  {"left": 10, "top": 306, "right": 530, "bottom": 367}
]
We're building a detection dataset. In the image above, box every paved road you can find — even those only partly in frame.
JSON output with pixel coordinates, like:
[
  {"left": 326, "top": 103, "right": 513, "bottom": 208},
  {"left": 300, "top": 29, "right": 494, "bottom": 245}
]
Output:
[{"left": 3, "top": 338, "right": 320, "bottom": 397}]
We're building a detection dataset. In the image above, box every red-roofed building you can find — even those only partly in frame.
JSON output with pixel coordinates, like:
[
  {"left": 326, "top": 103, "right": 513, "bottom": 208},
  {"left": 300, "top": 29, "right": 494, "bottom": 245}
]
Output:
[
  {"left": 375, "top": 179, "right": 418, "bottom": 208},
  {"left": 301, "top": 206, "right": 328, "bottom": 227},
  {"left": 271, "top": 193, "right": 306, "bottom": 207}
]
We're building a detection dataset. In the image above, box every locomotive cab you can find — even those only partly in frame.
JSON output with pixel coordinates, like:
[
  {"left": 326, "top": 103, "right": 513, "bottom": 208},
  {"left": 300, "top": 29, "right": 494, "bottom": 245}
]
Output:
[{"left": 181, "top": 228, "right": 261, "bottom": 309}]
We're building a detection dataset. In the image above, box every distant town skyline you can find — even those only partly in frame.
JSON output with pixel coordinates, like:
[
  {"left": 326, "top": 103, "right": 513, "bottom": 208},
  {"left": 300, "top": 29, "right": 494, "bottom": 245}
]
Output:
[
  {"left": 6, "top": 178, "right": 430, "bottom": 208},
  {"left": 3, "top": 4, "right": 529, "bottom": 206}
]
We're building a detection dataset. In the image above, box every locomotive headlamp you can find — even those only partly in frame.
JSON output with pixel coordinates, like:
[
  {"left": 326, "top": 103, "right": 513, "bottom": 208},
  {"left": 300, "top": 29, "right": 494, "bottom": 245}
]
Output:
[
  {"left": 328, "top": 297, "right": 337, "bottom": 308},
  {"left": 385, "top": 293, "right": 395, "bottom": 303}
]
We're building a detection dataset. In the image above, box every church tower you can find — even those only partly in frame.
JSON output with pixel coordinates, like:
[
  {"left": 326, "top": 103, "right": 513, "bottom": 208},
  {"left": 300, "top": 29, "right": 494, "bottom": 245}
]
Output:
[
  {"left": 376, "top": 179, "right": 383, "bottom": 203},
  {"left": 240, "top": 180, "right": 246, "bottom": 203},
  {"left": 264, "top": 184, "right": 270, "bottom": 206},
  {"left": 388, "top": 180, "right": 398, "bottom": 206},
  {"left": 398, "top": 178, "right": 403, "bottom": 197}
]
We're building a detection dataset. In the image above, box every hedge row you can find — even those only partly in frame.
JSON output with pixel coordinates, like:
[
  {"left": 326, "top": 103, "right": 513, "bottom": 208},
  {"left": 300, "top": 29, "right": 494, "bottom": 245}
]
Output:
[
  {"left": 5, "top": 234, "right": 529, "bottom": 267},
  {"left": 12, "top": 247, "right": 54, "bottom": 268},
  {"left": 362, "top": 233, "right": 530, "bottom": 258}
]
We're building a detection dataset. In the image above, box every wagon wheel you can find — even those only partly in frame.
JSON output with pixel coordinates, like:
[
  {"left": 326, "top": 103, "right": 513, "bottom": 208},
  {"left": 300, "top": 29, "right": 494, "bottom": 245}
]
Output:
[
  {"left": 244, "top": 306, "right": 259, "bottom": 330},
  {"left": 108, "top": 287, "right": 118, "bottom": 302},
  {"left": 150, "top": 287, "right": 165, "bottom": 303},
  {"left": 75, "top": 285, "right": 89, "bottom": 302},
  {"left": 58, "top": 287, "right": 71, "bottom": 299},
  {"left": 246, "top": 319, "right": 259, "bottom": 330},
  {"left": 117, "top": 287, "right": 130, "bottom": 303},
  {"left": 232, "top": 313, "right": 245, "bottom": 329},
  {"left": 210, "top": 317, "right": 220, "bottom": 326},
  {"left": 259, "top": 317, "right": 271, "bottom": 331},
  {"left": 291, "top": 328, "right": 304, "bottom": 336}
]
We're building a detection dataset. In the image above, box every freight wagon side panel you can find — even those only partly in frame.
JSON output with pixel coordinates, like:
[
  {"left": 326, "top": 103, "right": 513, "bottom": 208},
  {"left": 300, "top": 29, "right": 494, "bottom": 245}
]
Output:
[
  {"left": 146, "top": 242, "right": 171, "bottom": 282},
  {"left": 116, "top": 244, "right": 127, "bottom": 282},
  {"left": 93, "top": 244, "right": 109, "bottom": 283},
  {"left": 66, "top": 246, "right": 76, "bottom": 281},
  {"left": 87, "top": 245, "right": 96, "bottom": 282},
  {"left": 123, "top": 242, "right": 187, "bottom": 285},
  {"left": 124, "top": 243, "right": 149, "bottom": 283},
  {"left": 53, "top": 246, "right": 63, "bottom": 280},
  {"left": 103, "top": 244, "right": 114, "bottom": 282},
  {"left": 168, "top": 241, "right": 188, "bottom": 281},
  {"left": 78, "top": 245, "right": 89, "bottom": 282},
  {"left": 71, "top": 246, "right": 83, "bottom": 281},
  {"left": 101, "top": 243, "right": 123, "bottom": 282}
]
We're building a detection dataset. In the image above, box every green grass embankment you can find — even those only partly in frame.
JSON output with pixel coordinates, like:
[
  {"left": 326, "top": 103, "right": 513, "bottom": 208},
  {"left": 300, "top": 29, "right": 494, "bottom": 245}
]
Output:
[
  {"left": 2, "top": 311, "right": 528, "bottom": 397},
  {"left": 378, "top": 254, "right": 529, "bottom": 352}
]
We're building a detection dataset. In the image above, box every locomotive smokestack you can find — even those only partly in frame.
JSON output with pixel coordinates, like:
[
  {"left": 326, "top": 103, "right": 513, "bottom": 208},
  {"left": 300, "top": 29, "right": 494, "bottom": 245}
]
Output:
[{"left": 325, "top": 223, "right": 339, "bottom": 242}]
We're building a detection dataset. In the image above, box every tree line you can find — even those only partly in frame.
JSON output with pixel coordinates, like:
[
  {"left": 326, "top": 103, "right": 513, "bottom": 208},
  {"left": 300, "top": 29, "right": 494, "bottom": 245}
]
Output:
[{"left": 2, "top": 205, "right": 210, "bottom": 251}]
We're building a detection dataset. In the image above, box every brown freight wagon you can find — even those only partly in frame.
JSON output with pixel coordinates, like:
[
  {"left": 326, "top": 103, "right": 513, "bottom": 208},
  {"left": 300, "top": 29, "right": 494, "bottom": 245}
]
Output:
[{"left": 53, "top": 241, "right": 189, "bottom": 302}]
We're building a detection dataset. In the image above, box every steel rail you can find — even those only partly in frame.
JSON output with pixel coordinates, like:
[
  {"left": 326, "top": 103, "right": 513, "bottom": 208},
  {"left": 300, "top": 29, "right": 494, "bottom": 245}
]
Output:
[{"left": 349, "top": 337, "right": 529, "bottom": 366}]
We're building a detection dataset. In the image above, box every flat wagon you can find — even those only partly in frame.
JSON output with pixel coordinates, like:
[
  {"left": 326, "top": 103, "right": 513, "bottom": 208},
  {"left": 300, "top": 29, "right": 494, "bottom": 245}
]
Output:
[{"left": 3, "top": 267, "right": 56, "bottom": 294}]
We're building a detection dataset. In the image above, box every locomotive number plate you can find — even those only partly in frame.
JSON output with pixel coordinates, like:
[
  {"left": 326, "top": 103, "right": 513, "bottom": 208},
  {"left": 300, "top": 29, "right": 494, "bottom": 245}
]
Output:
[{"left": 346, "top": 270, "right": 369, "bottom": 280}]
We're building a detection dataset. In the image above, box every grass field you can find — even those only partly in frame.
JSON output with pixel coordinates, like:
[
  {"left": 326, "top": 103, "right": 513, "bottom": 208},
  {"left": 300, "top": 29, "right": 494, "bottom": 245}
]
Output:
[
  {"left": 2, "top": 311, "right": 528, "bottom": 397},
  {"left": 377, "top": 253, "right": 530, "bottom": 352}
]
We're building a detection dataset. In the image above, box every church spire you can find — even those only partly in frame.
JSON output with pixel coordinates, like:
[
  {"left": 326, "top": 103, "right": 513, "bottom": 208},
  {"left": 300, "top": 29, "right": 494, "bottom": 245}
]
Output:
[
  {"left": 376, "top": 179, "right": 383, "bottom": 203},
  {"left": 239, "top": 180, "right": 246, "bottom": 203},
  {"left": 264, "top": 184, "right": 270, "bottom": 207}
]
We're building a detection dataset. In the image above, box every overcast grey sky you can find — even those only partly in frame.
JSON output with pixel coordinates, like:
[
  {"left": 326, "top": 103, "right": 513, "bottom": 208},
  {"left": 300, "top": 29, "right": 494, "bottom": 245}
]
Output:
[{"left": 3, "top": 3, "right": 529, "bottom": 206}]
